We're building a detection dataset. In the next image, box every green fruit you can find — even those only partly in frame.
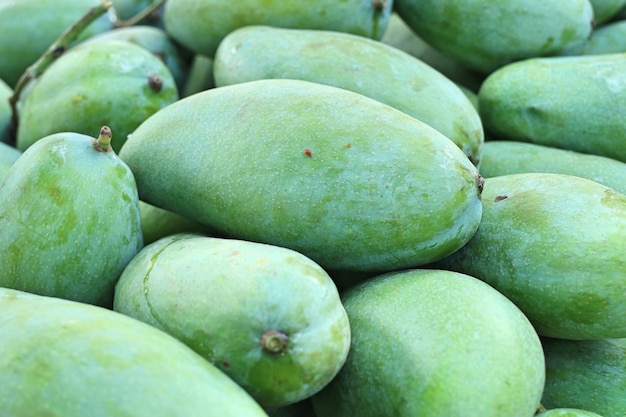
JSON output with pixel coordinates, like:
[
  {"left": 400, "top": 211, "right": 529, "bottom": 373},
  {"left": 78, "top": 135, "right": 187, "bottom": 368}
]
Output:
[
  {"left": 0, "top": 78, "right": 12, "bottom": 144},
  {"left": 0, "top": 287, "right": 269, "bottom": 417},
  {"left": 0, "top": 0, "right": 113, "bottom": 87},
  {"left": 79, "top": 25, "right": 193, "bottom": 92},
  {"left": 395, "top": 0, "right": 594, "bottom": 74},
  {"left": 536, "top": 409, "right": 606, "bottom": 417},
  {"left": 478, "top": 53, "right": 626, "bottom": 163},
  {"left": 478, "top": 141, "right": 626, "bottom": 195},
  {"left": 310, "top": 269, "right": 546, "bottom": 417},
  {"left": 114, "top": 233, "right": 351, "bottom": 408},
  {"left": 163, "top": 0, "right": 393, "bottom": 58},
  {"left": 214, "top": 26, "right": 483, "bottom": 165},
  {"left": 588, "top": 0, "right": 626, "bottom": 23},
  {"left": 0, "top": 127, "right": 142, "bottom": 307},
  {"left": 181, "top": 54, "right": 215, "bottom": 97},
  {"left": 139, "top": 201, "right": 218, "bottom": 245},
  {"left": 16, "top": 40, "right": 178, "bottom": 153},
  {"left": 0, "top": 142, "right": 20, "bottom": 181},
  {"left": 540, "top": 337, "right": 626, "bottom": 417},
  {"left": 582, "top": 20, "right": 626, "bottom": 54},
  {"left": 434, "top": 173, "right": 626, "bottom": 340},
  {"left": 119, "top": 79, "right": 484, "bottom": 272}
]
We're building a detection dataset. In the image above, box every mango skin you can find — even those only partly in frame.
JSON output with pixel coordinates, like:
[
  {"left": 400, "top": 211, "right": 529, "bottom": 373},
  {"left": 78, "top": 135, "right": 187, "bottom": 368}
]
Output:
[
  {"left": 16, "top": 40, "right": 178, "bottom": 153},
  {"left": 0, "top": 131, "right": 142, "bottom": 308},
  {"left": 434, "top": 173, "right": 626, "bottom": 340},
  {"left": 536, "top": 409, "right": 606, "bottom": 417},
  {"left": 214, "top": 26, "right": 483, "bottom": 165},
  {"left": 163, "top": 0, "right": 393, "bottom": 58},
  {"left": 588, "top": 0, "right": 626, "bottom": 23},
  {"left": 395, "top": 0, "right": 593, "bottom": 74},
  {"left": 582, "top": 20, "right": 626, "bottom": 55},
  {"left": 540, "top": 337, "right": 626, "bottom": 417},
  {"left": 478, "top": 53, "right": 626, "bottom": 163},
  {"left": 0, "top": 0, "right": 113, "bottom": 87},
  {"left": 310, "top": 269, "right": 545, "bottom": 417},
  {"left": 478, "top": 140, "right": 626, "bottom": 195},
  {"left": 0, "top": 287, "right": 269, "bottom": 417},
  {"left": 139, "top": 201, "right": 218, "bottom": 245},
  {"left": 119, "top": 79, "right": 483, "bottom": 273},
  {"left": 0, "top": 78, "right": 12, "bottom": 144},
  {"left": 114, "top": 233, "right": 351, "bottom": 408},
  {"left": 0, "top": 142, "right": 20, "bottom": 181}
]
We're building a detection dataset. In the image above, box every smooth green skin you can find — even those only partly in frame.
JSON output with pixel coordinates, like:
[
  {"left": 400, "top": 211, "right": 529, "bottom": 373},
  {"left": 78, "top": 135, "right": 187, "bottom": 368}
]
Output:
[
  {"left": 582, "top": 21, "right": 626, "bottom": 54},
  {"left": 113, "top": 233, "right": 351, "bottom": 408},
  {"left": 214, "top": 26, "right": 484, "bottom": 165},
  {"left": 434, "top": 173, "right": 626, "bottom": 340},
  {"left": 536, "top": 409, "right": 606, "bottom": 417},
  {"left": 0, "top": 141, "right": 20, "bottom": 181},
  {"left": 181, "top": 54, "right": 215, "bottom": 97},
  {"left": 395, "top": 0, "right": 593, "bottom": 74},
  {"left": 139, "top": 201, "right": 218, "bottom": 245},
  {"left": 540, "top": 338, "right": 626, "bottom": 417},
  {"left": 588, "top": 0, "right": 626, "bottom": 23},
  {"left": 0, "top": 132, "right": 142, "bottom": 308},
  {"left": 0, "top": 0, "right": 113, "bottom": 88},
  {"left": 0, "top": 77, "right": 12, "bottom": 144},
  {"left": 119, "top": 79, "right": 483, "bottom": 272},
  {"left": 478, "top": 141, "right": 626, "bottom": 195},
  {"left": 380, "top": 13, "right": 486, "bottom": 92},
  {"left": 310, "top": 269, "right": 546, "bottom": 417},
  {"left": 0, "top": 287, "right": 269, "bottom": 417},
  {"left": 478, "top": 53, "right": 626, "bottom": 163},
  {"left": 163, "top": 0, "right": 393, "bottom": 58},
  {"left": 79, "top": 25, "right": 193, "bottom": 92},
  {"left": 16, "top": 40, "right": 178, "bottom": 153}
]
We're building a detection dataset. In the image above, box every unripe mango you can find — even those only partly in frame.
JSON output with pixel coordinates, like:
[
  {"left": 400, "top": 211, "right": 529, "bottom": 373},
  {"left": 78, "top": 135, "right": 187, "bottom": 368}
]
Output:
[
  {"left": 0, "top": 78, "right": 12, "bottom": 144},
  {"left": 0, "top": 142, "right": 20, "bottom": 181},
  {"left": 119, "top": 79, "right": 483, "bottom": 273},
  {"left": 536, "top": 409, "right": 606, "bottom": 417},
  {"left": 214, "top": 26, "right": 483, "bottom": 165},
  {"left": 582, "top": 20, "right": 626, "bottom": 54},
  {"left": 163, "top": 0, "right": 393, "bottom": 58},
  {"left": 434, "top": 173, "right": 626, "bottom": 340},
  {"left": 0, "top": 287, "right": 269, "bottom": 417},
  {"left": 478, "top": 53, "right": 626, "bottom": 163},
  {"left": 588, "top": 0, "right": 626, "bottom": 23},
  {"left": 310, "top": 269, "right": 545, "bottom": 417}
]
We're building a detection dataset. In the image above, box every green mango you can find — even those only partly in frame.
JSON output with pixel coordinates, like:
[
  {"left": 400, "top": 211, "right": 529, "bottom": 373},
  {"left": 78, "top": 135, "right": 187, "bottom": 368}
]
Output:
[
  {"left": 181, "top": 53, "right": 215, "bottom": 97},
  {"left": 478, "top": 53, "right": 626, "bottom": 163},
  {"left": 434, "top": 173, "right": 626, "bottom": 340},
  {"left": 78, "top": 25, "right": 193, "bottom": 92},
  {"left": 139, "top": 201, "right": 218, "bottom": 245},
  {"left": 582, "top": 20, "right": 626, "bottom": 54},
  {"left": 16, "top": 39, "right": 178, "bottom": 153},
  {"left": 0, "top": 287, "right": 269, "bottom": 417},
  {"left": 114, "top": 233, "right": 351, "bottom": 408},
  {"left": 214, "top": 26, "right": 483, "bottom": 165},
  {"left": 0, "top": 128, "right": 142, "bottom": 308},
  {"left": 540, "top": 337, "right": 626, "bottom": 417},
  {"left": 163, "top": 0, "right": 393, "bottom": 58},
  {"left": 0, "top": 0, "right": 114, "bottom": 88},
  {"left": 0, "top": 78, "right": 12, "bottom": 144},
  {"left": 0, "top": 142, "right": 21, "bottom": 182},
  {"left": 478, "top": 140, "right": 626, "bottom": 195},
  {"left": 310, "top": 269, "right": 546, "bottom": 417},
  {"left": 588, "top": 0, "right": 626, "bottom": 23},
  {"left": 395, "top": 0, "right": 594, "bottom": 74},
  {"left": 119, "top": 79, "right": 484, "bottom": 273},
  {"left": 536, "top": 409, "right": 606, "bottom": 417}
]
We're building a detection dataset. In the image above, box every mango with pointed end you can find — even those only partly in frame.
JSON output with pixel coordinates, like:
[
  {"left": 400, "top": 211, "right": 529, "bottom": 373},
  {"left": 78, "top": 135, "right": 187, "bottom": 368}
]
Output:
[
  {"left": 16, "top": 40, "right": 178, "bottom": 153},
  {"left": 214, "top": 26, "right": 483, "bottom": 165},
  {"left": 114, "top": 233, "right": 350, "bottom": 408},
  {"left": 0, "top": 127, "right": 142, "bottom": 307},
  {"left": 478, "top": 53, "right": 626, "bottom": 163},
  {"left": 119, "top": 79, "right": 484, "bottom": 273},
  {"left": 434, "top": 173, "right": 626, "bottom": 340},
  {"left": 310, "top": 269, "right": 546, "bottom": 417},
  {"left": 0, "top": 287, "right": 269, "bottom": 417},
  {"left": 163, "top": 0, "right": 393, "bottom": 58}
]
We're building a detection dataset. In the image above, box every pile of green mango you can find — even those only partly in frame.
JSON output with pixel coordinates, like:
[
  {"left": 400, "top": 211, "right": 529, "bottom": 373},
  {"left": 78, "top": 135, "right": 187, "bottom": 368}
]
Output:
[{"left": 0, "top": 1, "right": 625, "bottom": 416}]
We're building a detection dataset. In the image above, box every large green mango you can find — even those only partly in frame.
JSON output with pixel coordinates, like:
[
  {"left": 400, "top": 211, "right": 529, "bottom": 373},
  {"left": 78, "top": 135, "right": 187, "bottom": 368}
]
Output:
[
  {"left": 114, "top": 233, "right": 351, "bottom": 408},
  {"left": 214, "top": 26, "right": 483, "bottom": 165},
  {"left": 0, "top": 0, "right": 114, "bottom": 87},
  {"left": 16, "top": 40, "right": 178, "bottom": 153},
  {"left": 0, "top": 128, "right": 142, "bottom": 307},
  {"left": 310, "top": 269, "right": 546, "bottom": 417},
  {"left": 540, "top": 337, "right": 626, "bottom": 417},
  {"left": 479, "top": 53, "right": 626, "bottom": 163},
  {"left": 434, "top": 173, "right": 626, "bottom": 340},
  {"left": 394, "top": 0, "right": 594, "bottom": 74},
  {"left": 478, "top": 140, "right": 626, "bottom": 195},
  {"left": 0, "top": 287, "right": 269, "bottom": 417},
  {"left": 163, "top": 0, "right": 393, "bottom": 58},
  {"left": 119, "top": 79, "right": 483, "bottom": 273}
]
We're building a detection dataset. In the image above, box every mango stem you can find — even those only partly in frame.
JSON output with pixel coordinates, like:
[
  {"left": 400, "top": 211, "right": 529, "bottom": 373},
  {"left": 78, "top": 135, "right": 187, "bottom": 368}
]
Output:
[
  {"left": 261, "top": 330, "right": 289, "bottom": 355},
  {"left": 93, "top": 126, "right": 113, "bottom": 152}
]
